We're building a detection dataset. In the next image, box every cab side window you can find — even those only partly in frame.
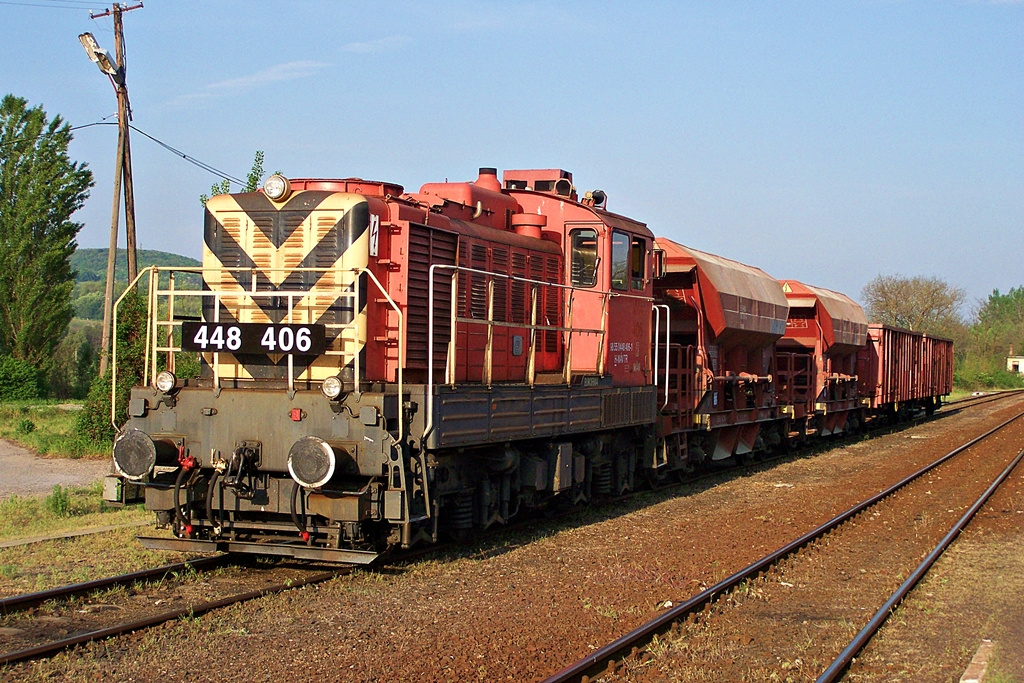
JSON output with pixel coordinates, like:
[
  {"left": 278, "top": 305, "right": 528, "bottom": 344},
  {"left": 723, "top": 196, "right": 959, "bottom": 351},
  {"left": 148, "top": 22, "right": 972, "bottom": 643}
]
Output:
[
  {"left": 611, "top": 230, "right": 629, "bottom": 291},
  {"left": 570, "top": 228, "right": 599, "bottom": 288},
  {"left": 630, "top": 236, "right": 646, "bottom": 290}
]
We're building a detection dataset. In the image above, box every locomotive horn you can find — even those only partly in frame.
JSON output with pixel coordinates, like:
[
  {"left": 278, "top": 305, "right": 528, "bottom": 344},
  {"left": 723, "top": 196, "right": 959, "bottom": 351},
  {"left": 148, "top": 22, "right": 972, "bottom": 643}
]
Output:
[{"left": 590, "top": 189, "right": 606, "bottom": 206}]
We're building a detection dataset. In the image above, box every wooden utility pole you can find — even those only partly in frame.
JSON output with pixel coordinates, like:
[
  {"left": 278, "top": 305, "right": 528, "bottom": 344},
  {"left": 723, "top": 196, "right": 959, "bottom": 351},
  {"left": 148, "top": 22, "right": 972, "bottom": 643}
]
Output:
[
  {"left": 98, "top": 131, "right": 123, "bottom": 376},
  {"left": 113, "top": 4, "right": 139, "bottom": 282},
  {"left": 94, "top": 1, "right": 142, "bottom": 376}
]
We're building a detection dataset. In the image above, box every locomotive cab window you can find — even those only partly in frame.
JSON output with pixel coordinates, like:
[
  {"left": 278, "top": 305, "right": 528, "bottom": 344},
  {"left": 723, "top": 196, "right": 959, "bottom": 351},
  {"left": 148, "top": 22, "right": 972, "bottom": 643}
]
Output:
[
  {"left": 630, "top": 236, "right": 646, "bottom": 290},
  {"left": 570, "top": 228, "right": 599, "bottom": 288},
  {"left": 610, "top": 230, "right": 630, "bottom": 291}
]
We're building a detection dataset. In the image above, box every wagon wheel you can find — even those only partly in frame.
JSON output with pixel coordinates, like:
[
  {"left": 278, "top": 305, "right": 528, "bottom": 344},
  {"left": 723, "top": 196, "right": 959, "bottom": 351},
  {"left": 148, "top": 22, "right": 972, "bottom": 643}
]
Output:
[{"left": 644, "top": 466, "right": 669, "bottom": 490}]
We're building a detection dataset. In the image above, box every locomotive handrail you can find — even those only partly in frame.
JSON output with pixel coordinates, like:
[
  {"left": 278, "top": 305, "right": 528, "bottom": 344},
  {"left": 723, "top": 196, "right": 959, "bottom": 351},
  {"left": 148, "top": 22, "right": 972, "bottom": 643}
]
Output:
[
  {"left": 112, "top": 266, "right": 405, "bottom": 443},
  {"left": 111, "top": 267, "right": 157, "bottom": 428},
  {"left": 424, "top": 263, "right": 654, "bottom": 444},
  {"left": 653, "top": 304, "right": 671, "bottom": 409}
]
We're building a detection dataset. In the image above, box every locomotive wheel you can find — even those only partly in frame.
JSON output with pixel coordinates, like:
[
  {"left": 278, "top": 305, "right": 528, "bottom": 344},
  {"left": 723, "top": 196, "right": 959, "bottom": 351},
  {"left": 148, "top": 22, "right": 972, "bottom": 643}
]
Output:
[{"left": 644, "top": 467, "right": 669, "bottom": 490}]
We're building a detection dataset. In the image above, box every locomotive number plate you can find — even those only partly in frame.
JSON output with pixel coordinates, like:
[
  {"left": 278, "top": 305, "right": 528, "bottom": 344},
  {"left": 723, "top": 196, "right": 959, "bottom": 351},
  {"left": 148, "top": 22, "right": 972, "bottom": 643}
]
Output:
[{"left": 181, "top": 322, "right": 326, "bottom": 355}]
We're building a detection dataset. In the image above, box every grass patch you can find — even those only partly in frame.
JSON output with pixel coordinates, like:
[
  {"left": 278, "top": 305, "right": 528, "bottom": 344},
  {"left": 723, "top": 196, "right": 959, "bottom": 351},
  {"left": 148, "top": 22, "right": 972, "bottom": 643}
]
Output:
[
  {"left": 0, "top": 480, "right": 148, "bottom": 542},
  {"left": 0, "top": 400, "right": 109, "bottom": 458},
  {"left": 0, "top": 526, "right": 192, "bottom": 599}
]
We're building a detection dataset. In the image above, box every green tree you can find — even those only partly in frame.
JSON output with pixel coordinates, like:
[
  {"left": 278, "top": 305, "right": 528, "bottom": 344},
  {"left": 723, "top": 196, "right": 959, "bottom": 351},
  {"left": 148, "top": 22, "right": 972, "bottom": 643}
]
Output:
[
  {"left": 955, "top": 286, "right": 1024, "bottom": 389},
  {"left": 861, "top": 273, "right": 966, "bottom": 337},
  {"left": 0, "top": 95, "right": 93, "bottom": 378},
  {"left": 975, "top": 286, "right": 1024, "bottom": 351},
  {"left": 48, "top": 328, "right": 96, "bottom": 399},
  {"left": 200, "top": 150, "right": 264, "bottom": 206}
]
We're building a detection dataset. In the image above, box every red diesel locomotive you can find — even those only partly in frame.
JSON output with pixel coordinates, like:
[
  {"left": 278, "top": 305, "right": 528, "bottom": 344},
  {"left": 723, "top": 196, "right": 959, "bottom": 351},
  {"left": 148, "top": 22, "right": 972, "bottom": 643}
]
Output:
[{"left": 107, "top": 167, "right": 952, "bottom": 562}]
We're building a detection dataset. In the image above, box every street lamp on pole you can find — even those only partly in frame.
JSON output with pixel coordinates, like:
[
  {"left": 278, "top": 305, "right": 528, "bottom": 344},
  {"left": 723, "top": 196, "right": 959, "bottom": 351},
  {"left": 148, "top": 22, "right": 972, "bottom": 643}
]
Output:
[{"left": 78, "top": 32, "right": 123, "bottom": 84}]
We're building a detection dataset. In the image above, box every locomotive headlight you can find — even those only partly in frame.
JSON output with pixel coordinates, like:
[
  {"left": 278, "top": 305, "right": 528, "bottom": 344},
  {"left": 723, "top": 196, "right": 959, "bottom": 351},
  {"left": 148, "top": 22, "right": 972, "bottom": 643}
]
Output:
[
  {"left": 321, "top": 375, "right": 343, "bottom": 399},
  {"left": 288, "top": 436, "right": 336, "bottom": 489},
  {"left": 263, "top": 174, "right": 291, "bottom": 201},
  {"left": 155, "top": 370, "right": 177, "bottom": 394}
]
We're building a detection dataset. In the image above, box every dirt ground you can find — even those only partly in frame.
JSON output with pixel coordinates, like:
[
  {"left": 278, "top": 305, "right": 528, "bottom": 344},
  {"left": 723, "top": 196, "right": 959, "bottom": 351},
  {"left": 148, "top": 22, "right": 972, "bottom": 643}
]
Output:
[
  {"left": 0, "top": 439, "right": 111, "bottom": 498},
  {"left": 1, "top": 397, "right": 1022, "bottom": 682}
]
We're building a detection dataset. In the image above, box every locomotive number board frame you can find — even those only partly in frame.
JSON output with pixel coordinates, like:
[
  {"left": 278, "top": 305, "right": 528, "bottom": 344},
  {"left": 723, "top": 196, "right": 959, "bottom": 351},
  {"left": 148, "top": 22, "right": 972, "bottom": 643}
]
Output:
[{"left": 181, "top": 322, "right": 327, "bottom": 356}]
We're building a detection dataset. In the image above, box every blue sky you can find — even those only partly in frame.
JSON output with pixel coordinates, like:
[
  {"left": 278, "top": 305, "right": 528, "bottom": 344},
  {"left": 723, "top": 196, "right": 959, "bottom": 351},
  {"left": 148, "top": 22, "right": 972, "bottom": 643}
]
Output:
[{"left": 3, "top": 1, "right": 1022, "bottom": 310}]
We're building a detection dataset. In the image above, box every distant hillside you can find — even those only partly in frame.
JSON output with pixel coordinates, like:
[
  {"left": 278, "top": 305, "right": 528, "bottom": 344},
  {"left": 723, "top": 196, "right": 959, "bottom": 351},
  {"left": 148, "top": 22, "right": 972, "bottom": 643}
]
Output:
[
  {"left": 72, "top": 248, "right": 201, "bottom": 283},
  {"left": 72, "top": 248, "right": 202, "bottom": 320}
]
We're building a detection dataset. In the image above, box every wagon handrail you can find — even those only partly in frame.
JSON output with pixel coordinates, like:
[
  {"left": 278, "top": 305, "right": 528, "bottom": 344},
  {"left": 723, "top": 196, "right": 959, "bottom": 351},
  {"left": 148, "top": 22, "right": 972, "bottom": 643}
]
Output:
[{"left": 110, "top": 266, "right": 157, "bottom": 429}]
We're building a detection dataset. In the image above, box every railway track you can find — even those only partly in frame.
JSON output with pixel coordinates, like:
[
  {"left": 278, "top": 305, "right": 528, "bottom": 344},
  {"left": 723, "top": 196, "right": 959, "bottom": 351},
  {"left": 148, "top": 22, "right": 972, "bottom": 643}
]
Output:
[
  {"left": 0, "top": 555, "right": 228, "bottom": 615},
  {"left": 541, "top": 407, "right": 1024, "bottom": 683},
  {"left": 945, "top": 388, "right": 1024, "bottom": 410},
  {"left": 0, "top": 540, "right": 449, "bottom": 668},
  {"left": 1, "top": 391, "right": 1019, "bottom": 672},
  {"left": 0, "top": 557, "right": 348, "bottom": 667},
  {"left": 643, "top": 386, "right": 1024, "bottom": 503}
]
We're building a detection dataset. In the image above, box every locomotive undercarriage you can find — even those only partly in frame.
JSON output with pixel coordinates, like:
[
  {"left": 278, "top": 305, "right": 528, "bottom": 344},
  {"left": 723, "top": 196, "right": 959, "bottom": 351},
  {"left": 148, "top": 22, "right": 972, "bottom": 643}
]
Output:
[
  {"left": 428, "top": 428, "right": 647, "bottom": 539},
  {"left": 115, "top": 382, "right": 423, "bottom": 563},
  {"left": 115, "top": 380, "right": 662, "bottom": 562}
]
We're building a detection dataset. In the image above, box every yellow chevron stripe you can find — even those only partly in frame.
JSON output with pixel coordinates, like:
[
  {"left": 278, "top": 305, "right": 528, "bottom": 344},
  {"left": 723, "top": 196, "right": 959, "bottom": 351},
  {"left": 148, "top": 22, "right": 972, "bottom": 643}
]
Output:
[
  {"left": 201, "top": 191, "right": 371, "bottom": 382},
  {"left": 206, "top": 192, "right": 367, "bottom": 286}
]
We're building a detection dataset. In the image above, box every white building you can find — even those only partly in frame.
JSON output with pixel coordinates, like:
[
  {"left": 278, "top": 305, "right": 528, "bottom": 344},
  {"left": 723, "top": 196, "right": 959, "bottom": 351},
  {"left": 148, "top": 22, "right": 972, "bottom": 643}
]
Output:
[{"left": 1009, "top": 356, "right": 1024, "bottom": 375}]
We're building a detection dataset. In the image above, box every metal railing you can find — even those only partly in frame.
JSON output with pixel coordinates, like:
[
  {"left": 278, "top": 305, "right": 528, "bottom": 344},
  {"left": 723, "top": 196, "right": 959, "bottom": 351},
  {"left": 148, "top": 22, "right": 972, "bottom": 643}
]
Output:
[
  {"left": 423, "top": 263, "right": 654, "bottom": 442},
  {"left": 652, "top": 304, "right": 671, "bottom": 409},
  {"left": 111, "top": 266, "right": 404, "bottom": 439}
]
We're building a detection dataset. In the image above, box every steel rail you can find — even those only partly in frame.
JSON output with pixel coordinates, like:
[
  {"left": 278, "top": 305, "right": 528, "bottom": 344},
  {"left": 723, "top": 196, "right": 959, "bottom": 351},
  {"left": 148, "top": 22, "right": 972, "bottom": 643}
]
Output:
[
  {"left": 945, "top": 388, "right": 1024, "bottom": 410},
  {"left": 0, "top": 555, "right": 228, "bottom": 615},
  {"left": 539, "top": 408, "right": 1024, "bottom": 683},
  {"left": 816, "top": 443, "right": 1024, "bottom": 682},
  {"left": 0, "top": 568, "right": 346, "bottom": 666},
  {"left": 0, "top": 520, "right": 150, "bottom": 550}
]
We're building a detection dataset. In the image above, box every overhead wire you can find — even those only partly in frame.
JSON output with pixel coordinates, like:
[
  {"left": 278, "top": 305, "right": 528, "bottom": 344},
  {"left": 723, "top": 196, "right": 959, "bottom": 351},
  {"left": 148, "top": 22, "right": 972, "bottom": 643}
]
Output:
[
  {"left": 0, "top": 0, "right": 103, "bottom": 8},
  {"left": 0, "top": 119, "right": 247, "bottom": 186},
  {"left": 128, "top": 125, "right": 246, "bottom": 185}
]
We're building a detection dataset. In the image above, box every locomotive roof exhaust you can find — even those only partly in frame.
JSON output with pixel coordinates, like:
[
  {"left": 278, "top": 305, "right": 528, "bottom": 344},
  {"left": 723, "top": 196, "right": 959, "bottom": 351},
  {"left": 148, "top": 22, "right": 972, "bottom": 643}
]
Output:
[{"left": 475, "top": 167, "right": 501, "bottom": 192}]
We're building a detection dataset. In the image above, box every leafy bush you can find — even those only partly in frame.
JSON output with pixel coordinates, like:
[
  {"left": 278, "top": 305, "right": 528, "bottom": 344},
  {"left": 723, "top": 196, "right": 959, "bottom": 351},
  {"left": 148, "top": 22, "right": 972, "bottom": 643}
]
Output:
[
  {"left": 954, "top": 353, "right": 1024, "bottom": 390},
  {"left": 44, "top": 485, "right": 72, "bottom": 517},
  {"left": 77, "top": 372, "right": 116, "bottom": 443},
  {"left": 16, "top": 418, "right": 35, "bottom": 434},
  {"left": 0, "top": 355, "right": 42, "bottom": 401},
  {"left": 77, "top": 291, "right": 148, "bottom": 444},
  {"left": 175, "top": 351, "right": 201, "bottom": 379}
]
